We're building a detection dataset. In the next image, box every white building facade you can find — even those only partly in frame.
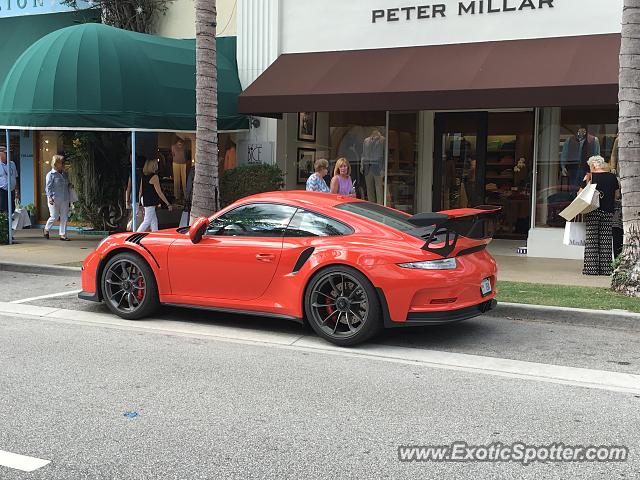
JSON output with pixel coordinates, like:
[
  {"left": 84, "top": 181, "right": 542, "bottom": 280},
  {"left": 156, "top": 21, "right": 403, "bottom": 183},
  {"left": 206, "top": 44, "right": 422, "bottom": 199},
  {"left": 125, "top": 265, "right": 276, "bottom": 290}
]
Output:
[{"left": 236, "top": 0, "right": 624, "bottom": 259}]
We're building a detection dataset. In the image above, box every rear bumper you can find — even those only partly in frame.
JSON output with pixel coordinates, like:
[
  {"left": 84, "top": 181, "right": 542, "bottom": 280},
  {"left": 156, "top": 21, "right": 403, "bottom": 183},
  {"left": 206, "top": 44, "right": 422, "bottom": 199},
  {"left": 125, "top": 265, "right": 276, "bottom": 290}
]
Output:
[
  {"left": 404, "top": 299, "right": 497, "bottom": 325},
  {"left": 78, "top": 291, "right": 100, "bottom": 303},
  {"left": 382, "top": 295, "right": 497, "bottom": 328}
]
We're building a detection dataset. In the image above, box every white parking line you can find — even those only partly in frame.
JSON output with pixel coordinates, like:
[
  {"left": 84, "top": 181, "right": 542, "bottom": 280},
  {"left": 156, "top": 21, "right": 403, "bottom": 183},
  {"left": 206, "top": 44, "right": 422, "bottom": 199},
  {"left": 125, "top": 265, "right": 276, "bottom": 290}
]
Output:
[
  {"left": 10, "top": 289, "right": 81, "bottom": 304},
  {"left": 0, "top": 450, "right": 50, "bottom": 472}
]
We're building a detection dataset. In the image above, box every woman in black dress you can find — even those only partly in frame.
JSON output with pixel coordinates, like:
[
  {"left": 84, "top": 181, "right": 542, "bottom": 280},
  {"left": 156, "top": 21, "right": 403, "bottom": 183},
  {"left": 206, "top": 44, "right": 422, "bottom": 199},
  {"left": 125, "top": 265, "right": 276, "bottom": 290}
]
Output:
[{"left": 582, "top": 156, "right": 620, "bottom": 276}]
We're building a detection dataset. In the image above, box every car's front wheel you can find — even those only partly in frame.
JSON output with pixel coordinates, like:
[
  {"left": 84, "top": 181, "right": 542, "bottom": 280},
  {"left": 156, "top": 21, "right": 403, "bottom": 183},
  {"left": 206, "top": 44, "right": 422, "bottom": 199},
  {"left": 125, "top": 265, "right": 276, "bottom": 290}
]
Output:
[
  {"left": 101, "top": 252, "right": 159, "bottom": 320},
  {"left": 304, "top": 266, "right": 382, "bottom": 346}
]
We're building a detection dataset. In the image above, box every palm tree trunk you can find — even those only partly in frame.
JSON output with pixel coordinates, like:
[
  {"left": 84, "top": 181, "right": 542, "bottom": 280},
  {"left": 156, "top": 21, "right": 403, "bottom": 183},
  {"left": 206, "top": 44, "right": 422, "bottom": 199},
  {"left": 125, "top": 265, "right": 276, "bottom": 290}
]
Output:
[
  {"left": 191, "top": 0, "right": 219, "bottom": 220},
  {"left": 613, "top": 0, "right": 640, "bottom": 296}
]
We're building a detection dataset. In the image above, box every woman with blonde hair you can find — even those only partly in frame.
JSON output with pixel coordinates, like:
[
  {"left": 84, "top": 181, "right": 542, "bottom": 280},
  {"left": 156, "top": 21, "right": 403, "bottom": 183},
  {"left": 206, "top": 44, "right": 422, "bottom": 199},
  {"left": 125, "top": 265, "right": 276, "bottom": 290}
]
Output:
[
  {"left": 330, "top": 157, "right": 355, "bottom": 196},
  {"left": 44, "top": 155, "right": 71, "bottom": 241},
  {"left": 137, "top": 158, "right": 172, "bottom": 232},
  {"left": 581, "top": 155, "right": 620, "bottom": 275}
]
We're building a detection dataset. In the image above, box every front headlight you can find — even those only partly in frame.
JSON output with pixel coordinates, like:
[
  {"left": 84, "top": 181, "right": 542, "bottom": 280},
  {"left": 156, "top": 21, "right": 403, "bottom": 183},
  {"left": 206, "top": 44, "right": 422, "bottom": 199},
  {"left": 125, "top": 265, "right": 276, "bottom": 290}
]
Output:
[{"left": 397, "top": 258, "right": 457, "bottom": 270}]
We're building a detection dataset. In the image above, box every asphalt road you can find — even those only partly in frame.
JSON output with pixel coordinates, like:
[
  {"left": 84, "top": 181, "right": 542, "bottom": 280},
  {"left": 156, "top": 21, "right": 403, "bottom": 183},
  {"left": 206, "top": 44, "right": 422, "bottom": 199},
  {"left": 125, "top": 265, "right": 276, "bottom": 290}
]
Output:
[{"left": 1, "top": 271, "right": 639, "bottom": 479}]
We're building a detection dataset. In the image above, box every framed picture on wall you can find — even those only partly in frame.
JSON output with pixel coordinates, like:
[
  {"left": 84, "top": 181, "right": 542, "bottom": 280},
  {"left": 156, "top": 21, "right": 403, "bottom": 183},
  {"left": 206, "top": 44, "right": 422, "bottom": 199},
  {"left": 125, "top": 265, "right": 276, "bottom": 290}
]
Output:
[
  {"left": 297, "top": 112, "right": 317, "bottom": 142},
  {"left": 297, "top": 147, "right": 316, "bottom": 184}
]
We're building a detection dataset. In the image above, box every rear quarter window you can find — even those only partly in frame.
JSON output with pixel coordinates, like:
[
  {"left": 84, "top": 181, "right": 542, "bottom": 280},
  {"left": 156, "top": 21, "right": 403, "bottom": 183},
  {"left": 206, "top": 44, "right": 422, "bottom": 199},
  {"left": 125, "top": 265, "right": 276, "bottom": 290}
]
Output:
[{"left": 285, "top": 209, "right": 353, "bottom": 237}]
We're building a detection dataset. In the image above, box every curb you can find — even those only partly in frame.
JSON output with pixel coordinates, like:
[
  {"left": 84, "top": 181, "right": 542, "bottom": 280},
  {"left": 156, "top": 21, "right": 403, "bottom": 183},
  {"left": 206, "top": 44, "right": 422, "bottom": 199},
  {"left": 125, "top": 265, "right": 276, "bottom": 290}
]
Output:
[
  {"left": 493, "top": 301, "right": 640, "bottom": 331},
  {"left": 0, "top": 262, "right": 81, "bottom": 277}
]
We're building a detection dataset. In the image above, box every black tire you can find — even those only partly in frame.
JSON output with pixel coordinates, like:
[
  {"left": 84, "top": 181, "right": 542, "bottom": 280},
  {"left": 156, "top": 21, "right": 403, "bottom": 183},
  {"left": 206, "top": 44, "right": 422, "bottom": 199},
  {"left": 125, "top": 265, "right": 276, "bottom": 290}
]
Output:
[
  {"left": 304, "top": 265, "right": 382, "bottom": 346},
  {"left": 101, "top": 252, "right": 159, "bottom": 320}
]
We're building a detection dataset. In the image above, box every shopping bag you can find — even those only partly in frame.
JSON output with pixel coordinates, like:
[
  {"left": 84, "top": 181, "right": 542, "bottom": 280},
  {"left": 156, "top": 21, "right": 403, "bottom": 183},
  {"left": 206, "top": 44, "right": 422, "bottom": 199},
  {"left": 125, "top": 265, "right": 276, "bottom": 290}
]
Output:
[
  {"left": 11, "top": 208, "right": 31, "bottom": 230},
  {"left": 179, "top": 210, "right": 190, "bottom": 228},
  {"left": 563, "top": 221, "right": 586, "bottom": 247},
  {"left": 559, "top": 183, "right": 600, "bottom": 221},
  {"left": 126, "top": 205, "right": 144, "bottom": 231}
]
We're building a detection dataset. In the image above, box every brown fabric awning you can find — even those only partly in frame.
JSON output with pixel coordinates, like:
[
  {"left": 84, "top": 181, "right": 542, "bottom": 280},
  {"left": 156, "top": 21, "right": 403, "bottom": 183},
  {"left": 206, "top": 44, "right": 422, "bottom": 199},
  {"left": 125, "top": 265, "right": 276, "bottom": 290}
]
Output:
[{"left": 238, "top": 34, "right": 620, "bottom": 115}]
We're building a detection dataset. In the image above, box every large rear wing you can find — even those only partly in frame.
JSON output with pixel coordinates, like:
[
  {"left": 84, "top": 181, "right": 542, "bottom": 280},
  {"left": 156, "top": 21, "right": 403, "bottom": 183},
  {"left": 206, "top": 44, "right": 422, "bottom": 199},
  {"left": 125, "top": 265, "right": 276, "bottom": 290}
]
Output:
[{"left": 407, "top": 205, "right": 502, "bottom": 257}]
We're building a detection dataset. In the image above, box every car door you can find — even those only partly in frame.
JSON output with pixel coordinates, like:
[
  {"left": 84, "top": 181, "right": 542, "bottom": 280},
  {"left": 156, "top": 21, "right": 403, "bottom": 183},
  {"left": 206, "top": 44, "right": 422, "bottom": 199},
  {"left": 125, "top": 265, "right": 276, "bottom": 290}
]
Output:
[{"left": 169, "top": 203, "right": 297, "bottom": 301}]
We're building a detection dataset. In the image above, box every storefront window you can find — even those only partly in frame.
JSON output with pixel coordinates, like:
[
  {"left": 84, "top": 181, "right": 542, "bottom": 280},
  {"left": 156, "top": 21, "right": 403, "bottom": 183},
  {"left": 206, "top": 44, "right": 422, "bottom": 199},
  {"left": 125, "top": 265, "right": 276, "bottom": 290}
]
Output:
[
  {"left": 157, "top": 132, "right": 193, "bottom": 204},
  {"left": 535, "top": 106, "right": 618, "bottom": 228},
  {"left": 485, "top": 112, "right": 534, "bottom": 238},
  {"left": 434, "top": 113, "right": 482, "bottom": 212},
  {"left": 329, "top": 112, "right": 386, "bottom": 204},
  {"left": 387, "top": 113, "right": 418, "bottom": 214}
]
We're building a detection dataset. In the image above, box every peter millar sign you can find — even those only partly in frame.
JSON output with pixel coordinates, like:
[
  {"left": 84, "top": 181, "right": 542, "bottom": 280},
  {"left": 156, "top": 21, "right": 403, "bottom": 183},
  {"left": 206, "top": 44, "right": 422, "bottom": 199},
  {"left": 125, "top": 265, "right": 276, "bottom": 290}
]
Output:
[
  {"left": 0, "top": 0, "right": 90, "bottom": 18},
  {"left": 372, "top": 0, "right": 554, "bottom": 22}
]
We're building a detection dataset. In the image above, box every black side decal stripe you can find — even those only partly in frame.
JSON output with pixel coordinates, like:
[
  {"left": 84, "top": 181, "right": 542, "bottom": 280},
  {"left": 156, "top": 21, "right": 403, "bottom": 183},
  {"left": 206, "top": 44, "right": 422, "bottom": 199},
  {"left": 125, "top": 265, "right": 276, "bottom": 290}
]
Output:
[
  {"left": 292, "top": 247, "right": 315, "bottom": 274},
  {"left": 138, "top": 242, "right": 161, "bottom": 269},
  {"left": 456, "top": 244, "right": 486, "bottom": 257}
]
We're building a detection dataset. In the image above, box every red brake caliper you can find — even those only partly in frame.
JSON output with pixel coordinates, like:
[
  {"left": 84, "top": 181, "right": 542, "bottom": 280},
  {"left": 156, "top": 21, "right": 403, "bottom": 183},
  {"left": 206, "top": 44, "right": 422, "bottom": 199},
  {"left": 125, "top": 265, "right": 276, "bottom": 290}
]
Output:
[
  {"left": 136, "top": 273, "right": 145, "bottom": 301},
  {"left": 324, "top": 297, "right": 335, "bottom": 325}
]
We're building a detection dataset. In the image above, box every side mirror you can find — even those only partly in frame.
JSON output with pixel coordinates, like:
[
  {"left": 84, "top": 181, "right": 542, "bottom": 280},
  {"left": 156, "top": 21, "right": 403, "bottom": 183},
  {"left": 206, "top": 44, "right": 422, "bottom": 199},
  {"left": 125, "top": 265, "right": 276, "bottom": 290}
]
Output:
[{"left": 189, "top": 217, "right": 209, "bottom": 244}]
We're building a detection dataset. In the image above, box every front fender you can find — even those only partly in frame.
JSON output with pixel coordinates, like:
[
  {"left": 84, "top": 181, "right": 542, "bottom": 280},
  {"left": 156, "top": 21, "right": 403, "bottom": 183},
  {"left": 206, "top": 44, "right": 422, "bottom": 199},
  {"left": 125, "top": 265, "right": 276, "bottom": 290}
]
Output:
[{"left": 93, "top": 243, "right": 166, "bottom": 300}]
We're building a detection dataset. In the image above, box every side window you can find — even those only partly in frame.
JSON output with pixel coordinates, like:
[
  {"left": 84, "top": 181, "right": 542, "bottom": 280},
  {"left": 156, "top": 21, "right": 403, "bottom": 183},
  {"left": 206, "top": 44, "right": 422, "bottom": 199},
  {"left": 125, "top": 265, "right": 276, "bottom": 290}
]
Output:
[
  {"left": 285, "top": 209, "right": 353, "bottom": 237},
  {"left": 206, "top": 203, "right": 297, "bottom": 237}
]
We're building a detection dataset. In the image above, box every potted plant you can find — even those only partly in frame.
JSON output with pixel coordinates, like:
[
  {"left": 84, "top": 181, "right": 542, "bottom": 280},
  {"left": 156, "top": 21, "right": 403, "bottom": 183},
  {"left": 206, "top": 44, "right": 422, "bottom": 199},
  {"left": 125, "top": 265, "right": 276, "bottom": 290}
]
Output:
[{"left": 24, "top": 203, "right": 36, "bottom": 227}]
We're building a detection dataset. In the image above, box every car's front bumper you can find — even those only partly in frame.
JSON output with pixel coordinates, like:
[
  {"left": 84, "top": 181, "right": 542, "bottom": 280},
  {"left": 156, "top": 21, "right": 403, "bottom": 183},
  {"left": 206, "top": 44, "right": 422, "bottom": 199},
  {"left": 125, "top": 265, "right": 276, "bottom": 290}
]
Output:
[{"left": 78, "top": 291, "right": 100, "bottom": 302}]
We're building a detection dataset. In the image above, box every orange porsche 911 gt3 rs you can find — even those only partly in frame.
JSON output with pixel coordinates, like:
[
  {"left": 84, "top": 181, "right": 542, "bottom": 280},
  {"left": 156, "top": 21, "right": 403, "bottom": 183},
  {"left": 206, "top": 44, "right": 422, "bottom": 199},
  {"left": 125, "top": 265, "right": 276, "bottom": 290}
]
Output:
[{"left": 79, "top": 191, "right": 499, "bottom": 346}]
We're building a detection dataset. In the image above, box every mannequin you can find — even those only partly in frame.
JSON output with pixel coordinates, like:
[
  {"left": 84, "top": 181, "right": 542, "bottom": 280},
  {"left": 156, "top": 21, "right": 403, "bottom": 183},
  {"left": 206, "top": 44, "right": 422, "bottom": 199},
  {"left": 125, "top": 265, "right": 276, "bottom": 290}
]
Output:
[
  {"left": 560, "top": 126, "right": 600, "bottom": 187},
  {"left": 224, "top": 140, "right": 237, "bottom": 171},
  {"left": 362, "top": 129, "right": 385, "bottom": 204},
  {"left": 171, "top": 135, "right": 188, "bottom": 203}
]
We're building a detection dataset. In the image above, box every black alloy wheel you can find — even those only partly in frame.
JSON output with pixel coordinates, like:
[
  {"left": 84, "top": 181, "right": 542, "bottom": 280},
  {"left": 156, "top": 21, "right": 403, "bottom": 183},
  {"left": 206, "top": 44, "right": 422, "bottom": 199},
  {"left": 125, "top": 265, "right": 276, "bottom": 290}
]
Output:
[
  {"left": 305, "top": 266, "right": 381, "bottom": 346},
  {"left": 101, "top": 252, "right": 159, "bottom": 320}
]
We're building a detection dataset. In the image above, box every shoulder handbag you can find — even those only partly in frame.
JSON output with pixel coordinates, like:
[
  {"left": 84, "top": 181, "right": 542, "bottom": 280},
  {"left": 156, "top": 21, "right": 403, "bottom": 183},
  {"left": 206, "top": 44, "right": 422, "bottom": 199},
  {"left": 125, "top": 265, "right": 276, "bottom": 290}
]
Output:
[{"left": 69, "top": 186, "right": 79, "bottom": 203}]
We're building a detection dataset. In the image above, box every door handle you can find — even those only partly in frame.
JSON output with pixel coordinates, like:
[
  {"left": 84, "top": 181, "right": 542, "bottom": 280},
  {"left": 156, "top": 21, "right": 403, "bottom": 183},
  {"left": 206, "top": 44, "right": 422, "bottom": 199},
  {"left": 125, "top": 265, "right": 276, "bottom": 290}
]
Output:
[{"left": 256, "top": 253, "right": 275, "bottom": 262}]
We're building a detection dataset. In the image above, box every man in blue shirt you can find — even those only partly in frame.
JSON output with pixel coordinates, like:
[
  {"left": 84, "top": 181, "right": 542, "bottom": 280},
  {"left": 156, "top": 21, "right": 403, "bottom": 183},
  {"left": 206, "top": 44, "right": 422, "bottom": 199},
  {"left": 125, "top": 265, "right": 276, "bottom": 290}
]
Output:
[{"left": 0, "top": 145, "right": 19, "bottom": 214}]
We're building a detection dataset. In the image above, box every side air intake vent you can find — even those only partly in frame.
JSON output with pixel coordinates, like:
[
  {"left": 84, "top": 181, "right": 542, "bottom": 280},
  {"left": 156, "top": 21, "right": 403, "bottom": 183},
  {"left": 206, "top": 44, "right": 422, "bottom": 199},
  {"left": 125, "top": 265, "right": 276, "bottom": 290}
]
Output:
[
  {"left": 126, "top": 233, "right": 149, "bottom": 245},
  {"left": 292, "top": 247, "right": 315, "bottom": 274}
]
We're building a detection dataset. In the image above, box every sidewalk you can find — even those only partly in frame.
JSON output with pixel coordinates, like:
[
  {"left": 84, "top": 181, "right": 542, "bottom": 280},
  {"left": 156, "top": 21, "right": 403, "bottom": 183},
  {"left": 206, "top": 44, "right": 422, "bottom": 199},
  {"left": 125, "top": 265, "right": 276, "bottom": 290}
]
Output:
[
  {"left": 0, "top": 231, "right": 611, "bottom": 288},
  {"left": 0, "top": 229, "right": 101, "bottom": 268},
  {"left": 488, "top": 240, "right": 611, "bottom": 288}
]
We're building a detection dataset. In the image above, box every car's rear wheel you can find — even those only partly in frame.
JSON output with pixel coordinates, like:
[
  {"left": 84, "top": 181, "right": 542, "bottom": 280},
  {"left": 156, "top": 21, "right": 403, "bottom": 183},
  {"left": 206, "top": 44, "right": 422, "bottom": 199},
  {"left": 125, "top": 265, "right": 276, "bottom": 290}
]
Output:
[
  {"left": 304, "top": 266, "right": 382, "bottom": 346},
  {"left": 101, "top": 252, "right": 159, "bottom": 320}
]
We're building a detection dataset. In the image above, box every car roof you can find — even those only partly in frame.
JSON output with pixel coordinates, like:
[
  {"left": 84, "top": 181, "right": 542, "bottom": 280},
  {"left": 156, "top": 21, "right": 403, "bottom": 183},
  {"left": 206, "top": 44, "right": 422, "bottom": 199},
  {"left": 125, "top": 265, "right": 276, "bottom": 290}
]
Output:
[{"left": 239, "top": 190, "right": 366, "bottom": 211}]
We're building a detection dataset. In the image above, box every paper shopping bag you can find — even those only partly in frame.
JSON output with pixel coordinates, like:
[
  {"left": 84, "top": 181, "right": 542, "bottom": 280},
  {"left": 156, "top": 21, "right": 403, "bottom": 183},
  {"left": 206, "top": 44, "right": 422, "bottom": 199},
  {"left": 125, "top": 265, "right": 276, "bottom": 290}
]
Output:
[
  {"left": 559, "top": 183, "right": 599, "bottom": 221},
  {"left": 563, "top": 221, "right": 586, "bottom": 247},
  {"left": 179, "top": 210, "right": 190, "bottom": 228}
]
